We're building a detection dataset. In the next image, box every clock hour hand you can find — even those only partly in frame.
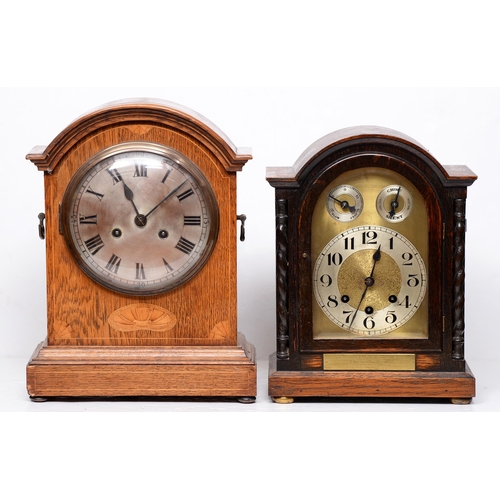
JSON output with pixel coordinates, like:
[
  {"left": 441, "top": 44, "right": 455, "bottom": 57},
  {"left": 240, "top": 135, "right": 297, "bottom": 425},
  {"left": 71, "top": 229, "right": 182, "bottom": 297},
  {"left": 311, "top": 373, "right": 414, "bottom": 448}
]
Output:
[
  {"left": 121, "top": 180, "right": 149, "bottom": 227},
  {"left": 388, "top": 187, "right": 401, "bottom": 218},
  {"left": 329, "top": 195, "right": 356, "bottom": 213},
  {"left": 370, "top": 245, "right": 382, "bottom": 275},
  {"left": 350, "top": 245, "right": 381, "bottom": 328},
  {"left": 145, "top": 179, "right": 189, "bottom": 218},
  {"left": 122, "top": 180, "right": 141, "bottom": 216}
]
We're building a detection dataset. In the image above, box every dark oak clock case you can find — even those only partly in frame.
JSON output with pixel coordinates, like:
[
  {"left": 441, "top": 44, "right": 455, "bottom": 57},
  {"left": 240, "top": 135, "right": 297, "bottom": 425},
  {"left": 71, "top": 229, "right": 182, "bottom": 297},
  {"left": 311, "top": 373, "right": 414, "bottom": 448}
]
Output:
[{"left": 267, "top": 126, "right": 476, "bottom": 403}]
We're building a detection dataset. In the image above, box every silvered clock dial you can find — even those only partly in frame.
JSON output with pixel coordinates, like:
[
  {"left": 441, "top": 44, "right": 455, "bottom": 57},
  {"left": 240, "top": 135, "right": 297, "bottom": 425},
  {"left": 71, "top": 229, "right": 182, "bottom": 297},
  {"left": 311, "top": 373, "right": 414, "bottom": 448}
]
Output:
[
  {"left": 313, "top": 225, "right": 427, "bottom": 336},
  {"left": 325, "top": 184, "right": 363, "bottom": 221},
  {"left": 61, "top": 142, "right": 219, "bottom": 296},
  {"left": 376, "top": 184, "right": 413, "bottom": 222}
]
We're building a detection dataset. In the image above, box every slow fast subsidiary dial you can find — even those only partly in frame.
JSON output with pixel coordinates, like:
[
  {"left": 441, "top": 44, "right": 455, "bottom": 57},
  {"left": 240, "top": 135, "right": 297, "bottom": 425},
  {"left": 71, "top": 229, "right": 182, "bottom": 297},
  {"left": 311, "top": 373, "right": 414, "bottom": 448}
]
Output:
[
  {"left": 326, "top": 184, "right": 363, "bottom": 221},
  {"left": 61, "top": 142, "right": 219, "bottom": 296},
  {"left": 313, "top": 225, "right": 427, "bottom": 336}
]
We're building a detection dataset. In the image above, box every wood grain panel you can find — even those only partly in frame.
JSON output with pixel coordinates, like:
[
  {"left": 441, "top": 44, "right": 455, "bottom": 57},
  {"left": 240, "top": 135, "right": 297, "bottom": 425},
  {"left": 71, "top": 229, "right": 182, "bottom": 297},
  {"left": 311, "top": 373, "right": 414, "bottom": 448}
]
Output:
[
  {"left": 27, "top": 335, "right": 256, "bottom": 398},
  {"left": 26, "top": 100, "right": 255, "bottom": 399},
  {"left": 269, "top": 355, "right": 475, "bottom": 399},
  {"left": 42, "top": 125, "right": 237, "bottom": 346}
]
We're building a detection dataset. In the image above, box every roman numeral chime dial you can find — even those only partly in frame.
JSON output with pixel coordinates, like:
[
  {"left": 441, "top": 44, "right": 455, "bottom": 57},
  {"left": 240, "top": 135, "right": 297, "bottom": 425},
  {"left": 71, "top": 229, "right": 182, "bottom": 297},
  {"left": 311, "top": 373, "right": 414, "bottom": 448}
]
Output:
[{"left": 62, "top": 143, "right": 219, "bottom": 295}]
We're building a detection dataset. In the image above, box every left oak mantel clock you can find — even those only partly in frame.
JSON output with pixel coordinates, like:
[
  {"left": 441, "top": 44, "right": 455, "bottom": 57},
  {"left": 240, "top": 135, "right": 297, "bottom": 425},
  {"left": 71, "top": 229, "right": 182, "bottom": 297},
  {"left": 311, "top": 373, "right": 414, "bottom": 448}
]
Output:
[{"left": 26, "top": 98, "right": 256, "bottom": 402}]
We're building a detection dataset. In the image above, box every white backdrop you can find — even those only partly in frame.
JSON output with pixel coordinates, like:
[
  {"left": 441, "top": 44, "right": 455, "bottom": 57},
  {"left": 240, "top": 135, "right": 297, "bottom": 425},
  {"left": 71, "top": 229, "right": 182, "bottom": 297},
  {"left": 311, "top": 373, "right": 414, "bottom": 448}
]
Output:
[
  {"left": 2, "top": 3, "right": 500, "bottom": 496},
  {"left": 0, "top": 87, "right": 497, "bottom": 363}
]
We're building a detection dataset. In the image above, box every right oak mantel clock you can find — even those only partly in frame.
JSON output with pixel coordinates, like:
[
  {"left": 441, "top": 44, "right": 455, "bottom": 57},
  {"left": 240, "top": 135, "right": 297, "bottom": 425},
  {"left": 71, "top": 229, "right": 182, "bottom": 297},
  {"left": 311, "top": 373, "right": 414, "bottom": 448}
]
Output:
[{"left": 266, "top": 126, "right": 477, "bottom": 404}]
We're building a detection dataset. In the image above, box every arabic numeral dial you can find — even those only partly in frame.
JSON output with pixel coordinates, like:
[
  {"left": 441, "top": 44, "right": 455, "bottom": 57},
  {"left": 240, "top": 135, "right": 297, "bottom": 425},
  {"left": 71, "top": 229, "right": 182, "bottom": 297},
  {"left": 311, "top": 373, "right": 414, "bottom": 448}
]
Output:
[{"left": 313, "top": 225, "right": 427, "bottom": 336}]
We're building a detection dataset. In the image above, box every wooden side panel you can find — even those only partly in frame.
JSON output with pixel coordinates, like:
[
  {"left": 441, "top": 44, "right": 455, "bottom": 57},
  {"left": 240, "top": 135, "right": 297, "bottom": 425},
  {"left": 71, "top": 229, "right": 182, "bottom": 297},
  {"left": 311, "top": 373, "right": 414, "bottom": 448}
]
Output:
[{"left": 44, "top": 125, "right": 237, "bottom": 346}]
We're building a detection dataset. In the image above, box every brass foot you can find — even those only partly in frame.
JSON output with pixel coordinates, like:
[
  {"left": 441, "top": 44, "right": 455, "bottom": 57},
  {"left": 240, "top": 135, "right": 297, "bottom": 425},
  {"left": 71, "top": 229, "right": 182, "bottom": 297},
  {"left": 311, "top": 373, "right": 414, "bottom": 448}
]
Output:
[
  {"left": 451, "top": 398, "right": 472, "bottom": 405},
  {"left": 273, "top": 396, "right": 294, "bottom": 404}
]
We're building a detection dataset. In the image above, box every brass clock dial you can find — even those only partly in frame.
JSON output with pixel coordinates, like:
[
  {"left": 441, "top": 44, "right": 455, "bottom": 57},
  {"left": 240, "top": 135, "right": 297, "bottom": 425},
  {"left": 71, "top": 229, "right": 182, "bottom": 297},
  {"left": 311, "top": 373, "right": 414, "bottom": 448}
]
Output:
[
  {"left": 313, "top": 225, "right": 427, "bottom": 336},
  {"left": 61, "top": 142, "right": 219, "bottom": 296},
  {"left": 311, "top": 167, "right": 429, "bottom": 340}
]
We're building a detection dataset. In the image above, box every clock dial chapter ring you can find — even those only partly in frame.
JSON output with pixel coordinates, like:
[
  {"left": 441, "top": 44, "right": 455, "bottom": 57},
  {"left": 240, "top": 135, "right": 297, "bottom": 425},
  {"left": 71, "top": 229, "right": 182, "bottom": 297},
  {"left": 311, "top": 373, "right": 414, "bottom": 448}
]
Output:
[
  {"left": 376, "top": 185, "right": 413, "bottom": 223},
  {"left": 62, "top": 142, "right": 219, "bottom": 296},
  {"left": 326, "top": 184, "right": 364, "bottom": 221},
  {"left": 313, "top": 225, "right": 427, "bottom": 337}
]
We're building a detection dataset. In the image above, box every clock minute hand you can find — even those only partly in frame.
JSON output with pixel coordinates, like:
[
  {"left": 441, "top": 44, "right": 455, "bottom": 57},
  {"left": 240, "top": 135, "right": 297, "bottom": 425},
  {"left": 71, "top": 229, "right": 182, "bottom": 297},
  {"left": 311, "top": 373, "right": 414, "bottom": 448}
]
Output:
[
  {"left": 145, "top": 179, "right": 189, "bottom": 218},
  {"left": 350, "top": 245, "right": 381, "bottom": 328}
]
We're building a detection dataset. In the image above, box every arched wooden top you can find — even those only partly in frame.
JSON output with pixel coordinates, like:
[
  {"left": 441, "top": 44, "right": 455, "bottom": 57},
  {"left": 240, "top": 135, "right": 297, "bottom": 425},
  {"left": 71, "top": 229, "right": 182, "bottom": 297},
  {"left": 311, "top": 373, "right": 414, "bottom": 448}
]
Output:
[
  {"left": 27, "top": 98, "right": 252, "bottom": 173},
  {"left": 266, "top": 125, "right": 477, "bottom": 187}
]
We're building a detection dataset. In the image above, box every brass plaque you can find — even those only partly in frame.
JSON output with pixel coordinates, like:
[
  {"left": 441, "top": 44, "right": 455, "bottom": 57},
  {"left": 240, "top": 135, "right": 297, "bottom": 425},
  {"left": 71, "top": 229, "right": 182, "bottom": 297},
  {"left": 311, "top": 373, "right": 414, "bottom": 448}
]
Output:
[{"left": 323, "top": 354, "right": 416, "bottom": 371}]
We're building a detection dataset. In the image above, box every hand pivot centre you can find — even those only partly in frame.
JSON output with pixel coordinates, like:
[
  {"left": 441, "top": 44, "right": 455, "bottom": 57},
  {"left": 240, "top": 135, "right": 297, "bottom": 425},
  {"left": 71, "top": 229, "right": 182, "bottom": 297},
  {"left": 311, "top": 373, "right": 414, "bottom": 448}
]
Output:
[{"left": 134, "top": 214, "right": 148, "bottom": 227}]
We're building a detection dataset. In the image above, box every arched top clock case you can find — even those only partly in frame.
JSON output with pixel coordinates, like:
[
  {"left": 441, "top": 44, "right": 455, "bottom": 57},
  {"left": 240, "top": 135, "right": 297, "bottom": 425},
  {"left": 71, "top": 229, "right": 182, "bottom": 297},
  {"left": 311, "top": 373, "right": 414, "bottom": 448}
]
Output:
[
  {"left": 27, "top": 98, "right": 252, "bottom": 173},
  {"left": 26, "top": 99, "right": 256, "bottom": 400},
  {"left": 267, "top": 126, "right": 477, "bottom": 402},
  {"left": 267, "top": 125, "right": 476, "bottom": 188}
]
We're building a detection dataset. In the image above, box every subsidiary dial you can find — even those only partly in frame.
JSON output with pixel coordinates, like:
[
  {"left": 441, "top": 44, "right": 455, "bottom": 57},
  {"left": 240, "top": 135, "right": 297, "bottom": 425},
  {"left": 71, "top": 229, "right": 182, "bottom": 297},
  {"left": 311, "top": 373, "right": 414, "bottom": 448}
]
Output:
[
  {"left": 326, "top": 184, "right": 363, "bottom": 222},
  {"left": 313, "top": 225, "right": 427, "bottom": 336},
  {"left": 376, "top": 185, "right": 413, "bottom": 223}
]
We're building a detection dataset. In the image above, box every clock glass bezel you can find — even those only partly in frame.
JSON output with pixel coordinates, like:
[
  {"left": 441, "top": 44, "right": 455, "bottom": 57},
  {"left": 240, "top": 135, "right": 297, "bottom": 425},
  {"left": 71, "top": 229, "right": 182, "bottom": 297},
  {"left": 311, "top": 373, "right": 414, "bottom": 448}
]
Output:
[{"left": 60, "top": 141, "right": 220, "bottom": 296}]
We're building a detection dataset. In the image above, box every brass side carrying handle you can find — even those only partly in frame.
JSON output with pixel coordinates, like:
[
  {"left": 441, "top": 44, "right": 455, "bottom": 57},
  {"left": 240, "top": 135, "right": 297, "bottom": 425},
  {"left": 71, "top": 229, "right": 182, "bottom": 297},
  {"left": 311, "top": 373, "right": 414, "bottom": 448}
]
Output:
[
  {"left": 237, "top": 214, "right": 246, "bottom": 242},
  {"left": 38, "top": 213, "right": 45, "bottom": 240}
]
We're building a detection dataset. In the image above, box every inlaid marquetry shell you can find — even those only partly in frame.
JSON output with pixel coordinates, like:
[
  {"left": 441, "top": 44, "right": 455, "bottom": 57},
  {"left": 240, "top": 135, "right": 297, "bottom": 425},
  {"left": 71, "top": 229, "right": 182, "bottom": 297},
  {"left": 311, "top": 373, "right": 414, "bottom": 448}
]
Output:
[
  {"left": 108, "top": 304, "right": 177, "bottom": 332},
  {"left": 209, "top": 321, "right": 230, "bottom": 339}
]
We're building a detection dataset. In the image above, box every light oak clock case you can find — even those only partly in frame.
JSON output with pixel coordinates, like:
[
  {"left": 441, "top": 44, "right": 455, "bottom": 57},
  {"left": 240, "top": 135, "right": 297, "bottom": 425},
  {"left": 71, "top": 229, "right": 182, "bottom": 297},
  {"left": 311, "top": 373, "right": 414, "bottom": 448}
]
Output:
[
  {"left": 26, "top": 99, "right": 256, "bottom": 400},
  {"left": 266, "top": 126, "right": 476, "bottom": 403}
]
